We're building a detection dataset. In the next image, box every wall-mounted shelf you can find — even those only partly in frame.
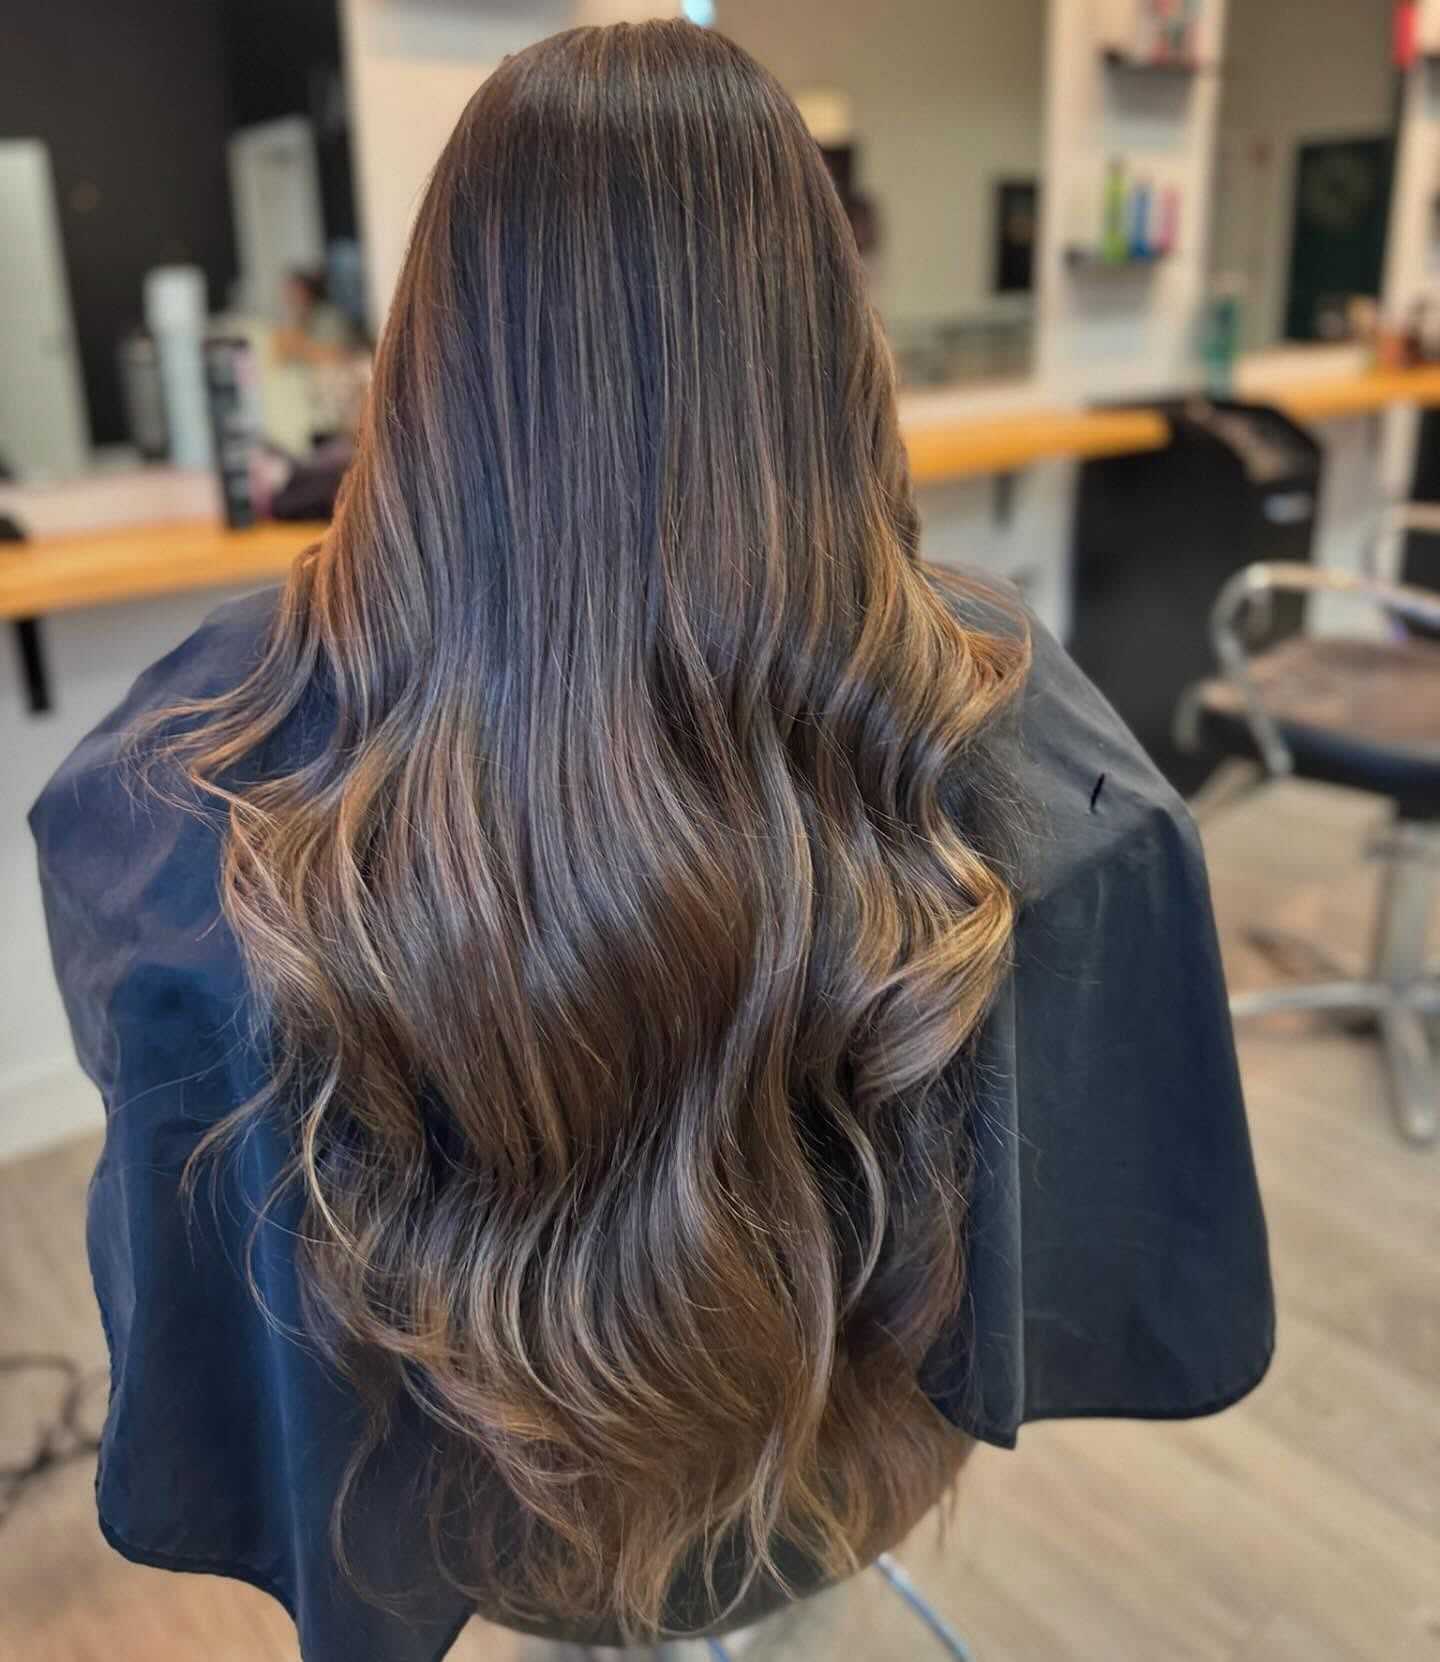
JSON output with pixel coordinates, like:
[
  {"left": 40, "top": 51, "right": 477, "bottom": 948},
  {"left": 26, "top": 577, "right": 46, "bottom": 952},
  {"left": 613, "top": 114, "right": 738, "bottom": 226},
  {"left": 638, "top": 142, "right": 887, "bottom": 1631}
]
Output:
[
  {"left": 1064, "top": 246, "right": 1171, "bottom": 272},
  {"left": 1102, "top": 47, "right": 1211, "bottom": 75}
]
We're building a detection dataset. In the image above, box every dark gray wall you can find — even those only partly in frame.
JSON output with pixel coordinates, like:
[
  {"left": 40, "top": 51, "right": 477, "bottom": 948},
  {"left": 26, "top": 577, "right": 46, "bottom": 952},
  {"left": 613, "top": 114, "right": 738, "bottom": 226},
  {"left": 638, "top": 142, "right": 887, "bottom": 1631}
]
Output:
[
  {"left": 1, "top": 0, "right": 237, "bottom": 446},
  {"left": 220, "top": 0, "right": 356, "bottom": 244}
]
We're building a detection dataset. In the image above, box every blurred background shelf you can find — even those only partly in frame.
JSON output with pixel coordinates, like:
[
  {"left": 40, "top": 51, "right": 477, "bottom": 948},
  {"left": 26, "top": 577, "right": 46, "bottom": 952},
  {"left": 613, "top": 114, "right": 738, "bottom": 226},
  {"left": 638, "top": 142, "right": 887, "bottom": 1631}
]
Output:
[
  {"left": 1064, "top": 246, "right": 1171, "bottom": 271},
  {"left": 1263, "top": 365, "right": 1440, "bottom": 424},
  {"left": 904, "top": 405, "right": 1169, "bottom": 481},
  {"left": 15, "top": 365, "right": 1440, "bottom": 624},
  {"left": 0, "top": 517, "right": 324, "bottom": 619},
  {"left": 1101, "top": 47, "right": 1212, "bottom": 74}
]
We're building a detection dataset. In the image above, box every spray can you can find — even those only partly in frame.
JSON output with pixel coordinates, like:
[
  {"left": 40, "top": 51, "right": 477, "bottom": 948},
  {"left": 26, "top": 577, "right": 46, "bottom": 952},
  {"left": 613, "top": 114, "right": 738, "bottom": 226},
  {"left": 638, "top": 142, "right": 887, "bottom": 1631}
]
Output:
[{"left": 203, "top": 337, "right": 261, "bottom": 529}]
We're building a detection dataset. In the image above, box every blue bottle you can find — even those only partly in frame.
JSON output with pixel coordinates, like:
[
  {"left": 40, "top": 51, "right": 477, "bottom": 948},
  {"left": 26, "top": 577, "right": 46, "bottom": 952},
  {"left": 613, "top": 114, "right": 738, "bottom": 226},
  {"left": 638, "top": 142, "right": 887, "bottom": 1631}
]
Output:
[{"left": 1129, "top": 180, "right": 1152, "bottom": 260}]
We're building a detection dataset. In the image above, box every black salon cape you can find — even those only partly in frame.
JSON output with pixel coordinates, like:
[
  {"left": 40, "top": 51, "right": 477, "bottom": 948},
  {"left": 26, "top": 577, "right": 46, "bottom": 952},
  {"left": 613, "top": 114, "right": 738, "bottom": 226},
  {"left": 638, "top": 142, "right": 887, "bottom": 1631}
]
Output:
[{"left": 30, "top": 587, "right": 1273, "bottom": 1662}]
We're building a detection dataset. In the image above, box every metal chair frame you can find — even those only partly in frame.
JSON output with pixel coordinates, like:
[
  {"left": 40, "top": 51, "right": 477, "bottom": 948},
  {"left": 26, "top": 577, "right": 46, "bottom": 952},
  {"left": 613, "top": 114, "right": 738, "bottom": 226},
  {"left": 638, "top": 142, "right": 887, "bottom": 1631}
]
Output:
[
  {"left": 577, "top": 1553, "right": 975, "bottom": 1661},
  {"left": 1200, "top": 559, "right": 1440, "bottom": 1145}
]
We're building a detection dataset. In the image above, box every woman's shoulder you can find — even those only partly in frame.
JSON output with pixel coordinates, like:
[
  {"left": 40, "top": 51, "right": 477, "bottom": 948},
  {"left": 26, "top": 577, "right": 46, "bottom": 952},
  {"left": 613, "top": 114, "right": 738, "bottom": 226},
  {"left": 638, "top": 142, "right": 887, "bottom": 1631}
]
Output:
[
  {"left": 28, "top": 587, "right": 283, "bottom": 853},
  {"left": 28, "top": 587, "right": 285, "bottom": 1000},
  {"left": 927, "top": 566, "right": 1194, "bottom": 903},
  {"left": 85, "top": 582, "right": 280, "bottom": 745},
  {"left": 29, "top": 589, "right": 285, "bottom": 1104}
]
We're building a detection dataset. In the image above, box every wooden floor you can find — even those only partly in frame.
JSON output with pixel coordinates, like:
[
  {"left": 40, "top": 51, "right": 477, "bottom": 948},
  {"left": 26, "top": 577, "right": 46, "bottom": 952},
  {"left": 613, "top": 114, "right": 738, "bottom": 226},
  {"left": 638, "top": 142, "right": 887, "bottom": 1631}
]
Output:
[{"left": 1, "top": 779, "right": 1437, "bottom": 1662}]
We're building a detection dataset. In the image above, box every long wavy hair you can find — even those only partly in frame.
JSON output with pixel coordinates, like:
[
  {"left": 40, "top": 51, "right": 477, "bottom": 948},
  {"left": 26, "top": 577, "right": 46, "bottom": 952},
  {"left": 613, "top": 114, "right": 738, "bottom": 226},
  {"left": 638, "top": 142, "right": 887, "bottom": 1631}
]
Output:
[{"left": 153, "top": 19, "right": 1028, "bottom": 1641}]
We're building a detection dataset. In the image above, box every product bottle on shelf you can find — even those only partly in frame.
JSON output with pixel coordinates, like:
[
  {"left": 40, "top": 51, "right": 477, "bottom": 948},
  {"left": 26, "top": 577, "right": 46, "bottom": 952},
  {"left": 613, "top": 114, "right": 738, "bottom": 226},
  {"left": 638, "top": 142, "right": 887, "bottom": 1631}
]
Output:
[
  {"left": 203, "top": 336, "right": 261, "bottom": 530},
  {"left": 143, "top": 265, "right": 212, "bottom": 470},
  {"left": 1200, "top": 284, "right": 1242, "bottom": 398},
  {"left": 1129, "top": 179, "right": 1152, "bottom": 259},
  {"left": 1156, "top": 186, "right": 1181, "bottom": 256},
  {"left": 1103, "top": 159, "right": 1129, "bottom": 262}
]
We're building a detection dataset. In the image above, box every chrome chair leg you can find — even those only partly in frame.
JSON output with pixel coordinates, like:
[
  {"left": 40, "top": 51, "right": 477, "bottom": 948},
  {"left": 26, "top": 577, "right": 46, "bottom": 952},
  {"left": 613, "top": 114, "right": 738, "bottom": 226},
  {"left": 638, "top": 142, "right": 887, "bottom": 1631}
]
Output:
[
  {"left": 873, "top": 1554, "right": 975, "bottom": 1662},
  {"left": 563, "top": 1646, "right": 732, "bottom": 1661},
  {"left": 1229, "top": 981, "right": 1399, "bottom": 1019},
  {"left": 1185, "top": 758, "right": 1265, "bottom": 825},
  {"left": 1379, "top": 1006, "right": 1438, "bottom": 1144},
  {"left": 1371, "top": 829, "right": 1440, "bottom": 1144},
  {"left": 1229, "top": 820, "right": 1440, "bottom": 1146},
  {"left": 564, "top": 1561, "right": 973, "bottom": 1660}
]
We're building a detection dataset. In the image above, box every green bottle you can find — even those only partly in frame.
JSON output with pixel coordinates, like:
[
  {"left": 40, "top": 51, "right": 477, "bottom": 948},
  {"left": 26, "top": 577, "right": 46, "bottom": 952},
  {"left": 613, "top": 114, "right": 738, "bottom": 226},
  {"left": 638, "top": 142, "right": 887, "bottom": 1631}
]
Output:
[
  {"left": 1200, "top": 289, "right": 1243, "bottom": 398},
  {"left": 1102, "top": 159, "right": 1128, "bottom": 263}
]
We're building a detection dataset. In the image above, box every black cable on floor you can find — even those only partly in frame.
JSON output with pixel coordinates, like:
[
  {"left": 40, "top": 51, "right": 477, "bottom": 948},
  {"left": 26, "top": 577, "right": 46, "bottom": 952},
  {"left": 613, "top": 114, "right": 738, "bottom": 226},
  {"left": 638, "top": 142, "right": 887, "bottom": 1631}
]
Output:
[{"left": 0, "top": 1353, "right": 105, "bottom": 1529}]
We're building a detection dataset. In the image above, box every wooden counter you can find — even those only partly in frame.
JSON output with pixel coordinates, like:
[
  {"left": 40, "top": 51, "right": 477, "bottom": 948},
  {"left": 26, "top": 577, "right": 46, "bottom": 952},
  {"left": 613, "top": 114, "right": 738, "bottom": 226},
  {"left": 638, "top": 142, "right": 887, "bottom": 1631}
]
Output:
[
  {"left": 0, "top": 409, "right": 1171, "bottom": 622},
  {"left": 1254, "top": 364, "right": 1440, "bottom": 425},
  {"left": 905, "top": 405, "right": 1169, "bottom": 483},
  {"left": 0, "top": 519, "right": 325, "bottom": 621},
  {"left": 8, "top": 364, "right": 1440, "bottom": 621}
]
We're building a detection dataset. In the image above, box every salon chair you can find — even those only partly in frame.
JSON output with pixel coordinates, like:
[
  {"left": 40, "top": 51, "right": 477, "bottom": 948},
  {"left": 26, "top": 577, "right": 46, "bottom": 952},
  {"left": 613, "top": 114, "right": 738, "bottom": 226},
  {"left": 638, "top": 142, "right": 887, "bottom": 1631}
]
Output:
[
  {"left": 1180, "top": 561, "right": 1440, "bottom": 1145},
  {"left": 1369, "top": 498, "right": 1440, "bottom": 639},
  {"left": 570, "top": 1553, "right": 975, "bottom": 1660}
]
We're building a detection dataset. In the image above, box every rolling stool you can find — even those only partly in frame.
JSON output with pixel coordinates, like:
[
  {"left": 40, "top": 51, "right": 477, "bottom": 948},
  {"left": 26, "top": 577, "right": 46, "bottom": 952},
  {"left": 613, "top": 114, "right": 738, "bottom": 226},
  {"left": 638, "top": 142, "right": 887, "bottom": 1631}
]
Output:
[{"left": 1182, "top": 561, "right": 1440, "bottom": 1144}]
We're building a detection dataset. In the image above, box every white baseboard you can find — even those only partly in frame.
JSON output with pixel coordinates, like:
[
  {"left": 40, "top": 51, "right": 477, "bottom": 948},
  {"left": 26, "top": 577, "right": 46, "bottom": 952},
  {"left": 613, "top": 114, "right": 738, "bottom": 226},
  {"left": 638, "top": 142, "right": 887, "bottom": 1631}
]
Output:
[{"left": 0, "top": 1058, "right": 102, "bottom": 1164}]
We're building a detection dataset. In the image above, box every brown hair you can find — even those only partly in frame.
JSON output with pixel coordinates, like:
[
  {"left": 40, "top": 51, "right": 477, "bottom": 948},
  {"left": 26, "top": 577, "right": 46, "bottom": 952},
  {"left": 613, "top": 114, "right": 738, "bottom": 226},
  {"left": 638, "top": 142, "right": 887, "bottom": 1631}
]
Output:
[{"left": 154, "top": 20, "right": 1027, "bottom": 1641}]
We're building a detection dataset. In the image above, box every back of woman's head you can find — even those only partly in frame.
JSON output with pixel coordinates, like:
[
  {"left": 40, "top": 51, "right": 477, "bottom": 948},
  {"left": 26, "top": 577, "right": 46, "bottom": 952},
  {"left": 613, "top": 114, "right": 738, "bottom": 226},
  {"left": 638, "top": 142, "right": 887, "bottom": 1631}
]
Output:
[{"left": 165, "top": 18, "right": 1027, "bottom": 1639}]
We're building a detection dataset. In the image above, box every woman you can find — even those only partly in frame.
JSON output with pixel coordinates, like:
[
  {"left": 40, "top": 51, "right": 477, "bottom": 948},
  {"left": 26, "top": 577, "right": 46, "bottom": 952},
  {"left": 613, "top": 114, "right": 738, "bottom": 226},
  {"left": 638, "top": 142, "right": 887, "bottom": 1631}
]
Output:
[
  {"left": 31, "top": 22, "right": 1272, "bottom": 1662},
  {"left": 274, "top": 266, "right": 368, "bottom": 449},
  {"left": 274, "top": 268, "right": 357, "bottom": 368}
]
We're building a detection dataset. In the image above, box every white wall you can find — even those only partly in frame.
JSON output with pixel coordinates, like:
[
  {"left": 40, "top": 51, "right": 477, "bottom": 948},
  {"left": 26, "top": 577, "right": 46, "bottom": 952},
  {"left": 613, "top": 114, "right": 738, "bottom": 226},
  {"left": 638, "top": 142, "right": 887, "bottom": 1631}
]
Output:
[
  {"left": 576, "top": 0, "right": 681, "bottom": 19},
  {"left": 1040, "top": 0, "right": 1229, "bottom": 399},
  {"left": 1386, "top": 4, "right": 1440, "bottom": 311},
  {"left": 341, "top": 0, "right": 677, "bottom": 333},
  {"left": 717, "top": 0, "right": 1046, "bottom": 331},
  {"left": 1211, "top": 0, "right": 1396, "bottom": 350},
  {"left": 228, "top": 116, "right": 327, "bottom": 322},
  {"left": 345, "top": 0, "right": 1045, "bottom": 337},
  {"left": 339, "top": 0, "right": 572, "bottom": 332}
]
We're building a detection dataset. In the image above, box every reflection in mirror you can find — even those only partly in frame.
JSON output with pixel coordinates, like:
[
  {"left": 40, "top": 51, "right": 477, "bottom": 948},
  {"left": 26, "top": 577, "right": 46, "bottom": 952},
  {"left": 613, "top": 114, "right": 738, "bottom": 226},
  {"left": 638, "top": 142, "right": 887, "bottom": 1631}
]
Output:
[
  {"left": 0, "top": 0, "right": 364, "bottom": 494},
  {"left": 0, "top": 1, "right": 1050, "bottom": 496},
  {"left": 715, "top": 0, "right": 1046, "bottom": 390},
  {"left": 1209, "top": 0, "right": 1400, "bottom": 353}
]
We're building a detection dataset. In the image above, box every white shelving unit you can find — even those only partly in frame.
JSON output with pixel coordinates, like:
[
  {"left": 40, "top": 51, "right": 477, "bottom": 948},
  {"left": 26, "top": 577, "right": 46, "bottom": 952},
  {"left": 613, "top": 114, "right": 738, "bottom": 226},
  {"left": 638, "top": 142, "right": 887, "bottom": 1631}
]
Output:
[{"left": 1039, "top": 0, "right": 1228, "bottom": 400}]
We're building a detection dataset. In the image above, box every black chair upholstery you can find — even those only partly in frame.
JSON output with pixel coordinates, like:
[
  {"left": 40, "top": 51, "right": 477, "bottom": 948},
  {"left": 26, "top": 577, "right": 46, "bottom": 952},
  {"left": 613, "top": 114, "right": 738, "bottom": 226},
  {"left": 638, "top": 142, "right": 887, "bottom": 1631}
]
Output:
[{"left": 1195, "top": 633, "right": 1440, "bottom": 821}]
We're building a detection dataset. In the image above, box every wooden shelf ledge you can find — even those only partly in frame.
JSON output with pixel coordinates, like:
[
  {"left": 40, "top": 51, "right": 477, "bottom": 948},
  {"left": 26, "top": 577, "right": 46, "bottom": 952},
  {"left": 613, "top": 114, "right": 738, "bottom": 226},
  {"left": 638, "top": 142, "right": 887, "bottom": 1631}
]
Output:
[
  {"left": 904, "top": 406, "right": 1169, "bottom": 484},
  {"left": 1254, "top": 365, "right": 1440, "bottom": 425},
  {"left": 8, "top": 365, "right": 1440, "bottom": 622},
  {"left": 0, "top": 519, "right": 325, "bottom": 622}
]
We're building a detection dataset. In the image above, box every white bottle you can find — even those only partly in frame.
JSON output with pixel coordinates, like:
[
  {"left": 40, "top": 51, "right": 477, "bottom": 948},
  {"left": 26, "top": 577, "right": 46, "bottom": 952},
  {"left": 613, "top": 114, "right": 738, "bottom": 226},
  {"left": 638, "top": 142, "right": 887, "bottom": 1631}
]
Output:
[{"left": 143, "top": 265, "right": 212, "bottom": 470}]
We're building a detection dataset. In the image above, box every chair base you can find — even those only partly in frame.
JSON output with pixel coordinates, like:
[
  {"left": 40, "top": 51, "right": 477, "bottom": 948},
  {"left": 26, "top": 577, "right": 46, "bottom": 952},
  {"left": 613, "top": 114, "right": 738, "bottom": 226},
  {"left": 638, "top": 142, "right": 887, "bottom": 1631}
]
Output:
[
  {"left": 554, "top": 1555, "right": 975, "bottom": 1660},
  {"left": 1231, "top": 979, "right": 1440, "bottom": 1145},
  {"left": 1229, "top": 819, "right": 1440, "bottom": 1147}
]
